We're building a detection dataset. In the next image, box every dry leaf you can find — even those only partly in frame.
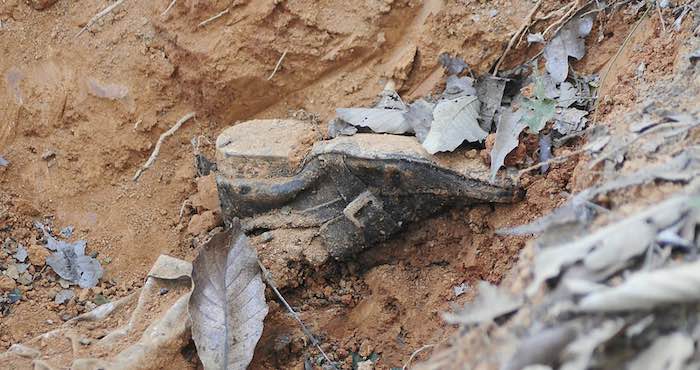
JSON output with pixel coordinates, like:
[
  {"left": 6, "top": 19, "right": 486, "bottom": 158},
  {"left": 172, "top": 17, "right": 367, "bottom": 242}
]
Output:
[
  {"left": 544, "top": 16, "right": 594, "bottom": 82},
  {"left": 490, "top": 109, "right": 525, "bottom": 181},
  {"left": 406, "top": 99, "right": 434, "bottom": 143},
  {"left": 560, "top": 320, "right": 624, "bottom": 370},
  {"left": 477, "top": 76, "right": 506, "bottom": 130},
  {"left": 503, "top": 325, "right": 578, "bottom": 370},
  {"left": 627, "top": 332, "right": 694, "bottom": 370},
  {"left": 422, "top": 95, "right": 485, "bottom": 154},
  {"left": 336, "top": 107, "right": 411, "bottom": 134},
  {"left": 189, "top": 226, "right": 269, "bottom": 370},
  {"left": 579, "top": 259, "right": 700, "bottom": 312},
  {"left": 442, "top": 281, "right": 522, "bottom": 325}
]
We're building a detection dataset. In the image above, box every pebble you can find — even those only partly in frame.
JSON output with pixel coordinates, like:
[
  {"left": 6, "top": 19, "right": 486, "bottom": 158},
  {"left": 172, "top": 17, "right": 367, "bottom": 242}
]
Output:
[
  {"left": 14, "top": 245, "right": 28, "bottom": 262},
  {"left": 17, "top": 272, "right": 33, "bottom": 286},
  {"left": 4, "top": 264, "right": 19, "bottom": 280},
  {"left": 0, "top": 275, "right": 16, "bottom": 291},
  {"left": 79, "top": 338, "right": 91, "bottom": 346},
  {"left": 159, "top": 288, "right": 169, "bottom": 295},
  {"left": 260, "top": 231, "right": 274, "bottom": 243},
  {"left": 27, "top": 244, "right": 50, "bottom": 267},
  {"left": 54, "top": 289, "right": 74, "bottom": 305}
]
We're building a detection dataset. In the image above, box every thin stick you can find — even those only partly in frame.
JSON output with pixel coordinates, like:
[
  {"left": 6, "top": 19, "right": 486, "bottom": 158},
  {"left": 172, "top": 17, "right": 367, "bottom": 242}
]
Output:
[
  {"left": 542, "top": 0, "right": 584, "bottom": 37},
  {"left": 133, "top": 112, "right": 196, "bottom": 182},
  {"left": 592, "top": 6, "right": 650, "bottom": 125},
  {"left": 178, "top": 199, "right": 191, "bottom": 221},
  {"left": 267, "top": 50, "right": 288, "bottom": 81},
  {"left": 518, "top": 147, "right": 587, "bottom": 178},
  {"left": 161, "top": 0, "right": 177, "bottom": 16},
  {"left": 655, "top": 1, "right": 667, "bottom": 33},
  {"left": 257, "top": 260, "right": 338, "bottom": 369},
  {"left": 198, "top": 8, "right": 229, "bottom": 28},
  {"left": 403, "top": 344, "right": 436, "bottom": 370},
  {"left": 76, "top": 0, "right": 126, "bottom": 37},
  {"left": 493, "top": 0, "right": 543, "bottom": 76}
]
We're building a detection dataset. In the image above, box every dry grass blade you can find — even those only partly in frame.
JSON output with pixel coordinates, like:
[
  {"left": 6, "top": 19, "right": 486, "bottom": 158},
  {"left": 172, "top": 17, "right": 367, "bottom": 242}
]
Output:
[
  {"left": 133, "top": 112, "right": 196, "bottom": 182},
  {"left": 267, "top": 50, "right": 288, "bottom": 81},
  {"left": 161, "top": 0, "right": 177, "bottom": 16},
  {"left": 75, "top": 0, "right": 126, "bottom": 37},
  {"left": 198, "top": 8, "right": 230, "bottom": 28}
]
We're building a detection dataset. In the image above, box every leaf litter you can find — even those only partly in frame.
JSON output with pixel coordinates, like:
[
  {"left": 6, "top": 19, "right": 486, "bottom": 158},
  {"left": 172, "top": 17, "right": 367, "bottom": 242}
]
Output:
[
  {"left": 189, "top": 222, "right": 268, "bottom": 370},
  {"left": 35, "top": 222, "right": 103, "bottom": 288}
]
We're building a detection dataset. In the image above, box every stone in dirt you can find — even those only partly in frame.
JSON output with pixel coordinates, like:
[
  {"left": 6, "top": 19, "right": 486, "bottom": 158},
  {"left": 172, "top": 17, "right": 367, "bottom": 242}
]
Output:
[
  {"left": 0, "top": 275, "right": 16, "bottom": 292},
  {"left": 191, "top": 175, "right": 221, "bottom": 213},
  {"left": 187, "top": 210, "right": 221, "bottom": 236},
  {"left": 27, "top": 244, "right": 50, "bottom": 267},
  {"left": 28, "top": 0, "right": 58, "bottom": 10}
]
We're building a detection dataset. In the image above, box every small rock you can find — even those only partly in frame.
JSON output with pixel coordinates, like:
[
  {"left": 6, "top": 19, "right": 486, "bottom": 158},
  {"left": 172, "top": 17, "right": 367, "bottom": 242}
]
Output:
[
  {"left": 41, "top": 150, "right": 56, "bottom": 161},
  {"left": 15, "top": 264, "right": 28, "bottom": 274},
  {"left": 79, "top": 338, "right": 91, "bottom": 346},
  {"left": 7, "top": 289, "right": 21, "bottom": 303},
  {"left": 27, "top": 244, "right": 50, "bottom": 267},
  {"left": 191, "top": 175, "right": 221, "bottom": 212},
  {"left": 0, "top": 275, "right": 16, "bottom": 292},
  {"left": 17, "top": 272, "right": 33, "bottom": 286},
  {"left": 54, "top": 289, "right": 74, "bottom": 305},
  {"left": 78, "top": 288, "right": 91, "bottom": 302},
  {"left": 4, "top": 264, "right": 19, "bottom": 280},
  {"left": 159, "top": 287, "right": 169, "bottom": 295},
  {"left": 359, "top": 340, "right": 373, "bottom": 358},
  {"left": 260, "top": 231, "right": 274, "bottom": 243},
  {"left": 27, "top": 0, "right": 59, "bottom": 10},
  {"left": 187, "top": 210, "right": 221, "bottom": 236},
  {"left": 14, "top": 245, "right": 28, "bottom": 262},
  {"left": 58, "top": 279, "right": 72, "bottom": 289}
]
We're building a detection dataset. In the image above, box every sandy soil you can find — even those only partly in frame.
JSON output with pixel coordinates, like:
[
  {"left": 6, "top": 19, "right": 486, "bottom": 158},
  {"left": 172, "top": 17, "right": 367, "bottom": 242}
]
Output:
[{"left": 0, "top": 0, "right": 691, "bottom": 369}]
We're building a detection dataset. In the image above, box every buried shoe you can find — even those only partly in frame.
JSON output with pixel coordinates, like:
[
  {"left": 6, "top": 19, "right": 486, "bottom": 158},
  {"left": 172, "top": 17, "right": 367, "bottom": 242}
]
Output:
[{"left": 215, "top": 119, "right": 522, "bottom": 264}]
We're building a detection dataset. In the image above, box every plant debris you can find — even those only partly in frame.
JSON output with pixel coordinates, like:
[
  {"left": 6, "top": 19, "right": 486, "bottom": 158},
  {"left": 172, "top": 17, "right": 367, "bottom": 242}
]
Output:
[
  {"left": 189, "top": 223, "right": 268, "bottom": 370},
  {"left": 442, "top": 281, "right": 523, "bottom": 325},
  {"left": 36, "top": 222, "right": 103, "bottom": 288},
  {"left": 544, "top": 15, "right": 594, "bottom": 82},
  {"left": 423, "top": 95, "right": 485, "bottom": 154}
]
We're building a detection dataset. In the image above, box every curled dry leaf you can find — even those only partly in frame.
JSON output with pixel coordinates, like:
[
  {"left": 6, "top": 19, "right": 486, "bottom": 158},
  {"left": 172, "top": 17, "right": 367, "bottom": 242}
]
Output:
[
  {"left": 627, "top": 332, "right": 694, "bottom": 370},
  {"left": 189, "top": 225, "right": 269, "bottom": 370},
  {"left": 544, "top": 16, "right": 594, "bottom": 82},
  {"left": 560, "top": 319, "right": 624, "bottom": 370},
  {"left": 490, "top": 109, "right": 525, "bottom": 181},
  {"left": 476, "top": 76, "right": 506, "bottom": 130},
  {"left": 579, "top": 259, "right": 700, "bottom": 312},
  {"left": 442, "top": 281, "right": 522, "bottom": 325},
  {"left": 36, "top": 223, "right": 103, "bottom": 288},
  {"left": 335, "top": 107, "right": 411, "bottom": 135},
  {"left": 422, "top": 95, "right": 485, "bottom": 154}
]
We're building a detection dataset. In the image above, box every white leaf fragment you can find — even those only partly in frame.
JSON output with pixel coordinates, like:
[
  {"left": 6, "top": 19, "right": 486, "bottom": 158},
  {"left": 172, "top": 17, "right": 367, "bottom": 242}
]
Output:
[
  {"left": 560, "top": 320, "right": 624, "bottom": 370},
  {"left": 627, "top": 332, "right": 694, "bottom": 370},
  {"left": 422, "top": 95, "right": 485, "bottom": 154},
  {"left": 544, "top": 16, "right": 594, "bottom": 82},
  {"left": 490, "top": 109, "right": 525, "bottom": 181},
  {"left": 442, "top": 281, "right": 523, "bottom": 325},
  {"left": 336, "top": 107, "right": 412, "bottom": 134},
  {"left": 579, "top": 259, "right": 700, "bottom": 312}
]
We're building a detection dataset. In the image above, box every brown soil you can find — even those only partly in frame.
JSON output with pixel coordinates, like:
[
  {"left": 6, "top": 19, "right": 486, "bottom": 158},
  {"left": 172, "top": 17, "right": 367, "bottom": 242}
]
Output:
[{"left": 0, "top": 0, "right": 689, "bottom": 369}]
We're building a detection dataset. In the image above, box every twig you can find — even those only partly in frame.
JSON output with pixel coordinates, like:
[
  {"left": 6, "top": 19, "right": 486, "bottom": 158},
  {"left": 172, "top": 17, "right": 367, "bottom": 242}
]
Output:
[
  {"left": 76, "top": 0, "right": 126, "bottom": 38},
  {"left": 161, "top": 0, "right": 177, "bottom": 16},
  {"left": 542, "top": 0, "right": 586, "bottom": 37},
  {"left": 257, "top": 260, "right": 339, "bottom": 369},
  {"left": 493, "top": 0, "right": 543, "bottom": 76},
  {"left": 198, "top": 8, "right": 229, "bottom": 28},
  {"left": 518, "top": 147, "right": 587, "bottom": 178},
  {"left": 592, "top": 6, "right": 650, "bottom": 125},
  {"left": 133, "top": 119, "right": 142, "bottom": 131},
  {"left": 178, "top": 199, "right": 191, "bottom": 221},
  {"left": 655, "top": 1, "right": 667, "bottom": 32},
  {"left": 403, "top": 344, "right": 435, "bottom": 370},
  {"left": 267, "top": 50, "right": 288, "bottom": 81},
  {"left": 133, "top": 112, "right": 196, "bottom": 182}
]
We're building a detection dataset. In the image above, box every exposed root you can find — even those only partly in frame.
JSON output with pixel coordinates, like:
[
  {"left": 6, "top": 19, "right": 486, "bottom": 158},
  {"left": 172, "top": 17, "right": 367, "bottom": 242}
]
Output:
[
  {"left": 403, "top": 344, "right": 436, "bottom": 370},
  {"left": 198, "top": 8, "right": 230, "bottom": 28},
  {"left": 133, "top": 112, "right": 196, "bottom": 182},
  {"left": 267, "top": 50, "right": 288, "bottom": 81},
  {"left": 75, "top": 0, "right": 126, "bottom": 37},
  {"left": 542, "top": 0, "right": 589, "bottom": 37}
]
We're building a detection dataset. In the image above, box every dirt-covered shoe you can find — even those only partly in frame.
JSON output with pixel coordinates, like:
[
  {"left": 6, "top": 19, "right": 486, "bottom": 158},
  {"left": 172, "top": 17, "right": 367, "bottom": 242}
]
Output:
[{"left": 215, "top": 119, "right": 522, "bottom": 262}]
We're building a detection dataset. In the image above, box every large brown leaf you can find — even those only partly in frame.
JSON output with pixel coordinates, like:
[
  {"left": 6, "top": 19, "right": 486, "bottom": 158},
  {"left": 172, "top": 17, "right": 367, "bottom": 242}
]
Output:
[{"left": 189, "top": 225, "right": 269, "bottom": 370}]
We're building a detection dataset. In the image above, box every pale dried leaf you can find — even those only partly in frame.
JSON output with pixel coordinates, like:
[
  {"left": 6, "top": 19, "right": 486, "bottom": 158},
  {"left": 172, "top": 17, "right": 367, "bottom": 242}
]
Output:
[
  {"left": 442, "top": 281, "right": 522, "bottom": 325},
  {"left": 444, "top": 75, "right": 476, "bottom": 97},
  {"left": 189, "top": 226, "right": 269, "bottom": 370},
  {"left": 423, "top": 95, "right": 485, "bottom": 154},
  {"left": 627, "top": 332, "right": 694, "bottom": 370},
  {"left": 490, "top": 109, "right": 525, "bottom": 181},
  {"left": 544, "top": 16, "right": 594, "bottom": 82},
  {"left": 327, "top": 118, "right": 357, "bottom": 138},
  {"left": 336, "top": 107, "right": 411, "bottom": 134},
  {"left": 579, "top": 259, "right": 700, "bottom": 312},
  {"left": 560, "top": 320, "right": 624, "bottom": 370},
  {"left": 406, "top": 99, "right": 434, "bottom": 143},
  {"left": 477, "top": 76, "right": 506, "bottom": 129},
  {"left": 87, "top": 79, "right": 128, "bottom": 100},
  {"left": 557, "top": 82, "right": 578, "bottom": 108},
  {"left": 527, "top": 32, "right": 545, "bottom": 44},
  {"left": 438, "top": 53, "right": 468, "bottom": 75},
  {"left": 553, "top": 108, "right": 588, "bottom": 135},
  {"left": 0, "top": 155, "right": 8, "bottom": 167},
  {"left": 36, "top": 223, "right": 103, "bottom": 288},
  {"left": 503, "top": 325, "right": 578, "bottom": 370}
]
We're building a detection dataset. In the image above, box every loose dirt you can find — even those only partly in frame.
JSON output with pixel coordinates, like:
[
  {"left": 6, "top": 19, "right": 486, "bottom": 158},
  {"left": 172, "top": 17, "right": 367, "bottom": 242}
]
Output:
[{"left": 0, "top": 1, "right": 692, "bottom": 369}]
